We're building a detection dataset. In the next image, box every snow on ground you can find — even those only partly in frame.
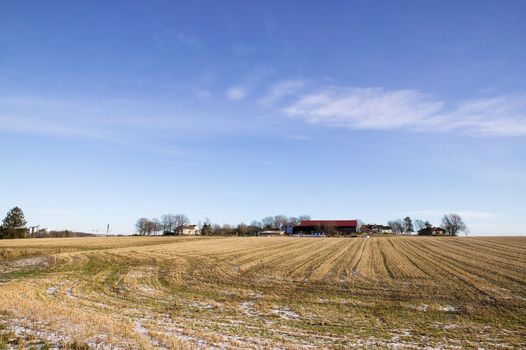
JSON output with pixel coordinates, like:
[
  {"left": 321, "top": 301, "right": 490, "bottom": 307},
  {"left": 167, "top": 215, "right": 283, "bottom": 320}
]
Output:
[
  {"left": 271, "top": 306, "right": 300, "bottom": 320},
  {"left": 0, "top": 257, "right": 51, "bottom": 273},
  {"left": 438, "top": 305, "right": 458, "bottom": 312}
]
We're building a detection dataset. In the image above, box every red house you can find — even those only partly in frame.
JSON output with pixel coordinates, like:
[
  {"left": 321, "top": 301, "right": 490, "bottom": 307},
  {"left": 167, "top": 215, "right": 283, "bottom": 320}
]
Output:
[{"left": 432, "top": 227, "right": 447, "bottom": 235}]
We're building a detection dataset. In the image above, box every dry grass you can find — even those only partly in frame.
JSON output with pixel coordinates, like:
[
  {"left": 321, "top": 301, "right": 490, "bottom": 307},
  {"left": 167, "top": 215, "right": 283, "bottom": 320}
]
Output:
[{"left": 0, "top": 236, "right": 525, "bottom": 349}]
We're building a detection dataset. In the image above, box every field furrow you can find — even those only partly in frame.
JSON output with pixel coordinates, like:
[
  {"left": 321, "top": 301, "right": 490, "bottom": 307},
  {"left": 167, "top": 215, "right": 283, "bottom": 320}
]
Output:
[{"left": 1, "top": 235, "right": 524, "bottom": 349}]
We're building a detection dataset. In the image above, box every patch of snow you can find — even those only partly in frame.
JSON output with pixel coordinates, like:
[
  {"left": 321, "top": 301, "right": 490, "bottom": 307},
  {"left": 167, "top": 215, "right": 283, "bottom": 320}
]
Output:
[
  {"left": 65, "top": 281, "right": 80, "bottom": 298},
  {"left": 1, "top": 256, "right": 50, "bottom": 273},
  {"left": 271, "top": 306, "right": 299, "bottom": 320},
  {"left": 438, "top": 305, "right": 458, "bottom": 312},
  {"left": 190, "top": 301, "right": 215, "bottom": 310},
  {"left": 443, "top": 323, "right": 460, "bottom": 330},
  {"left": 240, "top": 301, "right": 260, "bottom": 317},
  {"left": 247, "top": 292, "right": 263, "bottom": 299},
  {"left": 134, "top": 320, "right": 149, "bottom": 336}
]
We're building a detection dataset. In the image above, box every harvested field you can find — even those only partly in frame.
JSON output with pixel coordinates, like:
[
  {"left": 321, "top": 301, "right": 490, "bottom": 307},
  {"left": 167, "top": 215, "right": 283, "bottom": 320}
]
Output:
[{"left": 0, "top": 236, "right": 525, "bottom": 349}]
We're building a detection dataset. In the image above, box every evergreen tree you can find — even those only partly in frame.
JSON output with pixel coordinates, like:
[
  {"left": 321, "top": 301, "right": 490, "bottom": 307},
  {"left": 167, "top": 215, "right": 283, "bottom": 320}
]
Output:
[
  {"left": 0, "top": 207, "right": 28, "bottom": 239},
  {"left": 201, "top": 223, "right": 212, "bottom": 236},
  {"left": 403, "top": 216, "right": 414, "bottom": 234}
]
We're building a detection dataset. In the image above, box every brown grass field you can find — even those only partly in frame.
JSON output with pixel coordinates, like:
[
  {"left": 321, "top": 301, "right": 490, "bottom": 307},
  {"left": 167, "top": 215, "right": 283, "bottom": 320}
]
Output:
[{"left": 0, "top": 236, "right": 525, "bottom": 349}]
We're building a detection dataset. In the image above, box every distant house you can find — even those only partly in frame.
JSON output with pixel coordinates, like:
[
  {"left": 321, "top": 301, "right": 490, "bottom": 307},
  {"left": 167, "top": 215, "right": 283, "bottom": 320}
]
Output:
[
  {"left": 380, "top": 225, "right": 393, "bottom": 234},
  {"left": 417, "top": 226, "right": 447, "bottom": 236},
  {"left": 284, "top": 224, "right": 295, "bottom": 235},
  {"left": 176, "top": 225, "right": 200, "bottom": 236},
  {"left": 361, "top": 224, "right": 392, "bottom": 234},
  {"left": 432, "top": 227, "right": 447, "bottom": 235},
  {"left": 361, "top": 224, "right": 372, "bottom": 233},
  {"left": 293, "top": 220, "right": 358, "bottom": 235}
]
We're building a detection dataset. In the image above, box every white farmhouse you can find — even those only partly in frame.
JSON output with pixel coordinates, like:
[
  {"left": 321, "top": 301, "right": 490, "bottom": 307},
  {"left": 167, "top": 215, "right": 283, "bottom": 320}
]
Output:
[{"left": 177, "top": 224, "right": 200, "bottom": 236}]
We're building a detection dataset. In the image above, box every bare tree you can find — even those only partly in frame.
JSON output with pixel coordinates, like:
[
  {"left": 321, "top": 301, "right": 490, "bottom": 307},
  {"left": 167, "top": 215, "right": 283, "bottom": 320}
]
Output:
[
  {"left": 288, "top": 217, "right": 300, "bottom": 226},
  {"left": 173, "top": 214, "right": 190, "bottom": 233},
  {"left": 145, "top": 220, "right": 158, "bottom": 235},
  {"left": 441, "top": 214, "right": 467, "bottom": 236},
  {"left": 237, "top": 223, "right": 248, "bottom": 236},
  {"left": 388, "top": 219, "right": 403, "bottom": 234},
  {"left": 135, "top": 218, "right": 150, "bottom": 236},
  {"left": 274, "top": 215, "right": 289, "bottom": 230},
  {"left": 250, "top": 220, "right": 263, "bottom": 229},
  {"left": 261, "top": 216, "right": 276, "bottom": 230},
  {"left": 298, "top": 215, "right": 311, "bottom": 222},
  {"left": 152, "top": 218, "right": 162, "bottom": 235},
  {"left": 246, "top": 223, "right": 262, "bottom": 236},
  {"left": 414, "top": 219, "right": 426, "bottom": 232},
  {"left": 211, "top": 223, "right": 220, "bottom": 235},
  {"left": 221, "top": 224, "right": 235, "bottom": 235},
  {"left": 161, "top": 214, "right": 179, "bottom": 234}
]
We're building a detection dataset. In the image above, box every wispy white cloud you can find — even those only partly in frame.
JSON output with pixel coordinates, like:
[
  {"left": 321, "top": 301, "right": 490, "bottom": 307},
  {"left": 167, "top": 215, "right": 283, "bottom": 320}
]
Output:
[
  {"left": 443, "top": 95, "right": 526, "bottom": 136},
  {"left": 259, "top": 80, "right": 306, "bottom": 106},
  {"left": 0, "top": 95, "right": 275, "bottom": 151},
  {"left": 226, "top": 86, "right": 247, "bottom": 100},
  {"left": 283, "top": 86, "right": 526, "bottom": 136},
  {"left": 225, "top": 67, "right": 275, "bottom": 102}
]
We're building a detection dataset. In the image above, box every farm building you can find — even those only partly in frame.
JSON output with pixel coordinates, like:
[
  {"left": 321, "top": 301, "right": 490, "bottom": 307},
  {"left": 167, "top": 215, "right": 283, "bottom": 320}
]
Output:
[
  {"left": 176, "top": 225, "right": 200, "bottom": 235},
  {"left": 432, "top": 227, "right": 447, "bottom": 235},
  {"left": 417, "top": 226, "right": 447, "bottom": 236},
  {"left": 380, "top": 225, "right": 393, "bottom": 234},
  {"left": 361, "top": 224, "right": 392, "bottom": 234},
  {"left": 293, "top": 220, "right": 358, "bottom": 235}
]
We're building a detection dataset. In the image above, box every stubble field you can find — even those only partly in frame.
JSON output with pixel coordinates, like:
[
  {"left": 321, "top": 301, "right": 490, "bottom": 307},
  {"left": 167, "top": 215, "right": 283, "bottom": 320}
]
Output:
[{"left": 0, "top": 236, "right": 525, "bottom": 349}]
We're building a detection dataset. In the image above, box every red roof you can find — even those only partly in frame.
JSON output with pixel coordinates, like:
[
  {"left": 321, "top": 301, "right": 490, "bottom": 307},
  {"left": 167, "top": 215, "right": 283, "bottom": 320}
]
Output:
[{"left": 299, "top": 220, "right": 357, "bottom": 227}]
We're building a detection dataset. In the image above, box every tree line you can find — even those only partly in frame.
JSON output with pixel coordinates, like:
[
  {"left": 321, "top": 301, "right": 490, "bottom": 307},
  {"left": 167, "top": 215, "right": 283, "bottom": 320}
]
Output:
[
  {"left": 135, "top": 214, "right": 312, "bottom": 236},
  {"left": 386, "top": 214, "right": 467, "bottom": 236},
  {"left": 0, "top": 206, "right": 468, "bottom": 239},
  {"left": 0, "top": 207, "right": 102, "bottom": 239}
]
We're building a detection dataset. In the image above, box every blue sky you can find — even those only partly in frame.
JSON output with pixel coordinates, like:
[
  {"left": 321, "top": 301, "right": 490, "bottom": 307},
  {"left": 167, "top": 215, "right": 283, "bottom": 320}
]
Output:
[{"left": 1, "top": 1, "right": 525, "bottom": 235}]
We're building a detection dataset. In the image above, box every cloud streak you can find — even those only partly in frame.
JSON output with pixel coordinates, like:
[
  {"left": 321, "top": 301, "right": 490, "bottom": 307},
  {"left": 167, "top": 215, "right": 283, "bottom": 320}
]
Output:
[
  {"left": 0, "top": 94, "right": 278, "bottom": 154},
  {"left": 258, "top": 79, "right": 306, "bottom": 106},
  {"left": 226, "top": 86, "right": 247, "bottom": 100},
  {"left": 283, "top": 87, "right": 526, "bottom": 136}
]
